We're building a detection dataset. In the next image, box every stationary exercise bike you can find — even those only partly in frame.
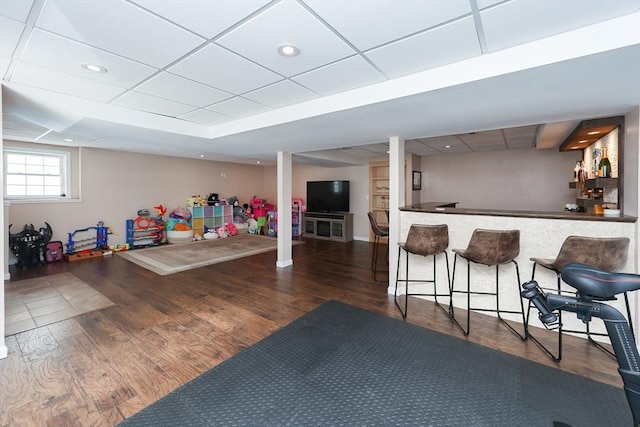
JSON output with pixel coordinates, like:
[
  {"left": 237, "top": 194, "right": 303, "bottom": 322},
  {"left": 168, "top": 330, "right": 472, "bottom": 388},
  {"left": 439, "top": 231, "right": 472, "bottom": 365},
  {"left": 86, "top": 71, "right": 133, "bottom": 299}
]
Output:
[{"left": 521, "top": 263, "right": 640, "bottom": 427}]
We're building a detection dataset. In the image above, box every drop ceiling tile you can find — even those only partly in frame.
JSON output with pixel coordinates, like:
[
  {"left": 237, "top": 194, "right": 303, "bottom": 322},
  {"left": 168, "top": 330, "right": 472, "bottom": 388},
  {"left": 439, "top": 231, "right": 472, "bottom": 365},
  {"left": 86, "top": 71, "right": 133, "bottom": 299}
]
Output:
[
  {"left": 1, "top": 55, "right": 10, "bottom": 77},
  {"left": 506, "top": 136, "right": 535, "bottom": 145},
  {"left": 81, "top": 138, "right": 143, "bottom": 151},
  {"left": 507, "top": 140, "right": 536, "bottom": 148},
  {"left": 481, "top": 0, "right": 640, "bottom": 52},
  {"left": 35, "top": 0, "right": 205, "bottom": 68},
  {"left": 419, "top": 135, "right": 463, "bottom": 149},
  {"left": 217, "top": 1, "right": 355, "bottom": 77},
  {"left": 12, "top": 62, "right": 126, "bottom": 102},
  {"left": 307, "top": 0, "right": 472, "bottom": 51},
  {"left": 111, "top": 92, "right": 197, "bottom": 117},
  {"left": 243, "top": 80, "right": 319, "bottom": 109},
  {"left": 421, "top": 135, "right": 472, "bottom": 152},
  {"left": 293, "top": 55, "right": 385, "bottom": 96},
  {"left": 476, "top": 0, "right": 505, "bottom": 9},
  {"left": 135, "top": 72, "right": 233, "bottom": 108},
  {"left": 1, "top": 16, "right": 24, "bottom": 57},
  {"left": 0, "top": 0, "right": 33, "bottom": 22},
  {"left": 206, "top": 96, "right": 271, "bottom": 118},
  {"left": 2, "top": 113, "right": 48, "bottom": 138},
  {"left": 471, "top": 144, "right": 506, "bottom": 151},
  {"left": 348, "top": 143, "right": 389, "bottom": 155},
  {"left": 20, "top": 29, "right": 158, "bottom": 87},
  {"left": 169, "top": 44, "right": 281, "bottom": 95},
  {"left": 405, "top": 140, "right": 437, "bottom": 154},
  {"left": 365, "top": 16, "right": 481, "bottom": 78},
  {"left": 503, "top": 125, "right": 538, "bottom": 138},
  {"left": 37, "top": 132, "right": 94, "bottom": 146},
  {"left": 179, "top": 109, "right": 234, "bottom": 126},
  {"left": 458, "top": 130, "right": 504, "bottom": 143},
  {"left": 131, "top": 0, "right": 270, "bottom": 39}
]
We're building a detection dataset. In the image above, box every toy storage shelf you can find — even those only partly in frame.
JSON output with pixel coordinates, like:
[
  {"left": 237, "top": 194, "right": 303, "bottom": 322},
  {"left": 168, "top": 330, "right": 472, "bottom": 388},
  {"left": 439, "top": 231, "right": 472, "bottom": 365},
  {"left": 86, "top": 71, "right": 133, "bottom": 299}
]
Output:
[
  {"left": 292, "top": 197, "right": 304, "bottom": 237},
  {"left": 303, "top": 212, "right": 353, "bottom": 242},
  {"left": 189, "top": 205, "right": 233, "bottom": 235}
]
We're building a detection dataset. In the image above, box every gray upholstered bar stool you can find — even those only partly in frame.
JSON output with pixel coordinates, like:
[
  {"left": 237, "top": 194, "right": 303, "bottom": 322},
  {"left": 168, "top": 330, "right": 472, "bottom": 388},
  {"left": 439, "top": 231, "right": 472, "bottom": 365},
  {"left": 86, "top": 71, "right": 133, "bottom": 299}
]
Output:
[
  {"left": 527, "top": 235, "right": 630, "bottom": 361},
  {"left": 450, "top": 228, "right": 526, "bottom": 339},
  {"left": 394, "top": 224, "right": 451, "bottom": 319},
  {"left": 367, "top": 212, "right": 389, "bottom": 282}
]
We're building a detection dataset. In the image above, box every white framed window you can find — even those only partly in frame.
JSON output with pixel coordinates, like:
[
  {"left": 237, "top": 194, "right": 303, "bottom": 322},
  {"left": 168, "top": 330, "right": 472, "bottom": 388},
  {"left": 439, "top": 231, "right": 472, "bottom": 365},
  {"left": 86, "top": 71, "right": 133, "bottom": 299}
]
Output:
[{"left": 4, "top": 148, "right": 70, "bottom": 199}]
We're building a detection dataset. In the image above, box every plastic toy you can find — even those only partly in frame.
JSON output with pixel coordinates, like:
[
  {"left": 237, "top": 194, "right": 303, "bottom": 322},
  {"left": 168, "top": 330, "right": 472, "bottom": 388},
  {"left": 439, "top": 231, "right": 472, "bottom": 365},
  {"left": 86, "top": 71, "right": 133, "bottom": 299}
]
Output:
[
  {"left": 66, "top": 221, "right": 112, "bottom": 260},
  {"left": 247, "top": 218, "right": 258, "bottom": 234},
  {"left": 9, "top": 223, "right": 53, "bottom": 268},
  {"left": 46, "top": 241, "right": 63, "bottom": 262},
  {"left": 154, "top": 204, "right": 167, "bottom": 217}
]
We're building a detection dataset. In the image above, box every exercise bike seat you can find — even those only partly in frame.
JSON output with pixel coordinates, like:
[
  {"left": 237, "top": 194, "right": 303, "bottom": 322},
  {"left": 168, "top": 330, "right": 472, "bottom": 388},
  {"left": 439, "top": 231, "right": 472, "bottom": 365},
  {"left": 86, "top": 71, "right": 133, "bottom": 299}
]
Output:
[{"left": 561, "top": 263, "right": 640, "bottom": 299}]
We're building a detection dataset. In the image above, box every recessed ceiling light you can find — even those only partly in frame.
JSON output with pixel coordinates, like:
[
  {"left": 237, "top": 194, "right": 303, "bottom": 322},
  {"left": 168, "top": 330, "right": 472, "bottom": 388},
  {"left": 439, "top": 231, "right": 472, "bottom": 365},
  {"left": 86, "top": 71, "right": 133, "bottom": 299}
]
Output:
[
  {"left": 81, "top": 63, "right": 107, "bottom": 73},
  {"left": 578, "top": 139, "right": 588, "bottom": 143},
  {"left": 63, "top": 138, "right": 74, "bottom": 142},
  {"left": 199, "top": 154, "right": 206, "bottom": 158},
  {"left": 256, "top": 161, "right": 261, "bottom": 164},
  {"left": 587, "top": 131, "right": 601, "bottom": 135},
  {"left": 277, "top": 44, "right": 300, "bottom": 57},
  {"left": 445, "top": 145, "right": 451, "bottom": 149}
]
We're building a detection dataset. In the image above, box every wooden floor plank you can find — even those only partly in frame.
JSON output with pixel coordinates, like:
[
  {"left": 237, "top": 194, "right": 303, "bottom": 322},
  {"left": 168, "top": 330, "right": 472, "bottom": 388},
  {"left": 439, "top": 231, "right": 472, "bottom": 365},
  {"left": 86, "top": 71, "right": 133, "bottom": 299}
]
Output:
[{"left": 1, "top": 238, "right": 626, "bottom": 426}]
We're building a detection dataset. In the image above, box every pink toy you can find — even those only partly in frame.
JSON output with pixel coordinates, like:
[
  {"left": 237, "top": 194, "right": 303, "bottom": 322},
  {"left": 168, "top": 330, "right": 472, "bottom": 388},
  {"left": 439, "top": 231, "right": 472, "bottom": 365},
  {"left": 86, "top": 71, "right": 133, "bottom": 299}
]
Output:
[
  {"left": 216, "top": 225, "right": 229, "bottom": 238},
  {"left": 227, "top": 223, "right": 237, "bottom": 236}
]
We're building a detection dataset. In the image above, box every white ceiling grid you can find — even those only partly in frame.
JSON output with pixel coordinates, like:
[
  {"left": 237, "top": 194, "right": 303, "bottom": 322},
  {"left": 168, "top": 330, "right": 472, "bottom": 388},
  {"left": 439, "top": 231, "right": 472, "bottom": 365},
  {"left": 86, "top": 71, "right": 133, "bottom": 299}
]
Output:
[{"left": 0, "top": 0, "right": 638, "bottom": 165}]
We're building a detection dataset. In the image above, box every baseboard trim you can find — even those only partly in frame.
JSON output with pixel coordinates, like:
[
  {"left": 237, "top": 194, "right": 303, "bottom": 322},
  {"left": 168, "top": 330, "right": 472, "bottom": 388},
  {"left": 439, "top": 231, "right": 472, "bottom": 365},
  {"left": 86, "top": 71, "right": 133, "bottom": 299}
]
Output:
[{"left": 276, "top": 259, "right": 293, "bottom": 268}]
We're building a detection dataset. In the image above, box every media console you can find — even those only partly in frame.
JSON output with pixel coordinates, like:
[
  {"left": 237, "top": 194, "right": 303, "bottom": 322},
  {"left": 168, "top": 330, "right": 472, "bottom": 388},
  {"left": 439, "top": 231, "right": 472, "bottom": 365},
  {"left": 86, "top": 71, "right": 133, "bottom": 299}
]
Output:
[{"left": 303, "top": 212, "right": 353, "bottom": 242}]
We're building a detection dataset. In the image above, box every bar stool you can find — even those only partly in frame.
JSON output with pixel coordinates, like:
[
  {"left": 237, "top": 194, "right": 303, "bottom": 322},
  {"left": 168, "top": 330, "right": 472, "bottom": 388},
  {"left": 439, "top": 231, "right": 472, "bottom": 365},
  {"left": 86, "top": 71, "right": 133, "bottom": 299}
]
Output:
[
  {"left": 394, "top": 224, "right": 451, "bottom": 319},
  {"left": 367, "top": 212, "right": 389, "bottom": 282},
  {"left": 527, "top": 235, "right": 630, "bottom": 361},
  {"left": 450, "top": 228, "right": 526, "bottom": 339}
]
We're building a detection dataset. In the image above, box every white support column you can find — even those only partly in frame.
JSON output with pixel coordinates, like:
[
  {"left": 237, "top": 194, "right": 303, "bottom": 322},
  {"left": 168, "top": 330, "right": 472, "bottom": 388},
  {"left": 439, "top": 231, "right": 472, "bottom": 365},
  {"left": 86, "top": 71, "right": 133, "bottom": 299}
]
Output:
[
  {"left": 276, "top": 151, "right": 293, "bottom": 268},
  {"left": 388, "top": 136, "right": 405, "bottom": 294},
  {"left": 1, "top": 86, "right": 7, "bottom": 359}
]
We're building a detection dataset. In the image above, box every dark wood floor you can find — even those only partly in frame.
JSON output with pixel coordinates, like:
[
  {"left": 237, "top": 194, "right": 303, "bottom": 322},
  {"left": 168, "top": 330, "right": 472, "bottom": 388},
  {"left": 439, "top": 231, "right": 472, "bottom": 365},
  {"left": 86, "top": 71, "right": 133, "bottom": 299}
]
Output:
[{"left": 0, "top": 238, "right": 623, "bottom": 426}]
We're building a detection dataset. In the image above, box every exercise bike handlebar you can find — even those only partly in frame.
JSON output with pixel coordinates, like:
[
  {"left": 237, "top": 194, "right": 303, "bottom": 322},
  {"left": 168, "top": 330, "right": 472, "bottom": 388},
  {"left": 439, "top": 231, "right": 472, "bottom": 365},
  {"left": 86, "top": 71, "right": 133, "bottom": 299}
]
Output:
[{"left": 521, "top": 264, "right": 640, "bottom": 426}]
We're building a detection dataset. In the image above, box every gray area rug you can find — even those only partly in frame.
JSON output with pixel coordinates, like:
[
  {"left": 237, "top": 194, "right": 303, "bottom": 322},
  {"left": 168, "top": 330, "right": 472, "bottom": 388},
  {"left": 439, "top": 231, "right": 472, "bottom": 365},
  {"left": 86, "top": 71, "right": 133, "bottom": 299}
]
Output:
[
  {"left": 118, "top": 300, "right": 632, "bottom": 426},
  {"left": 117, "top": 234, "right": 301, "bottom": 275}
]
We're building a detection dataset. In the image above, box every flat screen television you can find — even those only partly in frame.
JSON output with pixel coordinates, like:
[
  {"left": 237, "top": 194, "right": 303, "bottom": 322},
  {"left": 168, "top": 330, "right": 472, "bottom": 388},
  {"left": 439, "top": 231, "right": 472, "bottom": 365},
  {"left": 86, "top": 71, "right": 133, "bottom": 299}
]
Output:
[{"left": 307, "top": 180, "right": 350, "bottom": 213}]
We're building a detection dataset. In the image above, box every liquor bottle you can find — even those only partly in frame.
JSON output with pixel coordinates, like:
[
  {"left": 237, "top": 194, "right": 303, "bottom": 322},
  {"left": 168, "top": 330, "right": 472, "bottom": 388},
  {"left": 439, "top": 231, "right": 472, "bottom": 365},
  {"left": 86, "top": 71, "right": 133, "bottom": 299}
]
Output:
[
  {"left": 578, "top": 161, "right": 585, "bottom": 182},
  {"left": 598, "top": 147, "right": 612, "bottom": 178},
  {"left": 573, "top": 161, "right": 580, "bottom": 182}
]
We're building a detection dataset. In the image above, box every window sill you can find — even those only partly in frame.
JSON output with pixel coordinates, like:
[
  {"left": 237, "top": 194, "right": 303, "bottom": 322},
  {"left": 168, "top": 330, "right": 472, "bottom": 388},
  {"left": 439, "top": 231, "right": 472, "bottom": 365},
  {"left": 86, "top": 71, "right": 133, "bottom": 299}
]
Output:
[{"left": 5, "top": 198, "right": 82, "bottom": 205}]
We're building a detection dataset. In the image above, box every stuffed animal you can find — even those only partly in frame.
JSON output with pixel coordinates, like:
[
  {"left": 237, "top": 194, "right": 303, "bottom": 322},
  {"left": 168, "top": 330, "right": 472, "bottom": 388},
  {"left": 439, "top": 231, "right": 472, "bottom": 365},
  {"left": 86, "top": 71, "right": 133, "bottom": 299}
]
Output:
[
  {"left": 226, "top": 223, "right": 238, "bottom": 236},
  {"left": 216, "top": 225, "right": 229, "bottom": 238},
  {"left": 203, "top": 231, "right": 218, "bottom": 239},
  {"left": 187, "top": 195, "right": 207, "bottom": 207},
  {"left": 247, "top": 218, "right": 258, "bottom": 234}
]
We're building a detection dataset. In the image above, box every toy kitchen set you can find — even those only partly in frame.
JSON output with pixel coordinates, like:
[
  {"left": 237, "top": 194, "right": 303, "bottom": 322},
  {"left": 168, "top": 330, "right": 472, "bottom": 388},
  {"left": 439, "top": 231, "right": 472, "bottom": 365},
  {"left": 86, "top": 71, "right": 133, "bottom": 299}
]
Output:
[{"left": 565, "top": 116, "right": 622, "bottom": 217}]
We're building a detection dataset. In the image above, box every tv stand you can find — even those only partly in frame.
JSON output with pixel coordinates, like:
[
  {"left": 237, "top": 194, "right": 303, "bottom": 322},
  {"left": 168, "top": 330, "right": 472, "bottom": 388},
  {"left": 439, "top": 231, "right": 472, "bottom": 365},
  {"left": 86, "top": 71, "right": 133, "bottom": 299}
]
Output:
[{"left": 303, "top": 212, "right": 353, "bottom": 242}]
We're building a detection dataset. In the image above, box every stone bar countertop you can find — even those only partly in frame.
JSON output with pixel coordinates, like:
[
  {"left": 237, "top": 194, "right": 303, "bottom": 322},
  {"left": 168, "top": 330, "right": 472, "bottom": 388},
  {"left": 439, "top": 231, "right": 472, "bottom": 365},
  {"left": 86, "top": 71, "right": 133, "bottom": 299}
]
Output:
[{"left": 400, "top": 203, "right": 636, "bottom": 223}]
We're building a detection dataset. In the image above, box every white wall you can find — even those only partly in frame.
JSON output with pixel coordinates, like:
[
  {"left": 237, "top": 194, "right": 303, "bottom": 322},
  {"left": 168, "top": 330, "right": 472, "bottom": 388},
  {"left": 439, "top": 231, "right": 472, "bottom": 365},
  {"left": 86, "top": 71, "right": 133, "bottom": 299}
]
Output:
[
  {"left": 263, "top": 163, "right": 370, "bottom": 241},
  {"left": 420, "top": 147, "right": 582, "bottom": 211},
  {"left": 7, "top": 145, "right": 266, "bottom": 246},
  {"left": 624, "top": 107, "right": 640, "bottom": 217}
]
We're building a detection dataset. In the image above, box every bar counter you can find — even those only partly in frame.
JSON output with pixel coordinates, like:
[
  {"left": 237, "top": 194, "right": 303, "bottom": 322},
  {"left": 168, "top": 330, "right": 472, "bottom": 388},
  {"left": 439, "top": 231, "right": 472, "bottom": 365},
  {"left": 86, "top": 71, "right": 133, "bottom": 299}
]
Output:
[
  {"left": 401, "top": 203, "right": 636, "bottom": 223},
  {"left": 396, "top": 202, "right": 637, "bottom": 341}
]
